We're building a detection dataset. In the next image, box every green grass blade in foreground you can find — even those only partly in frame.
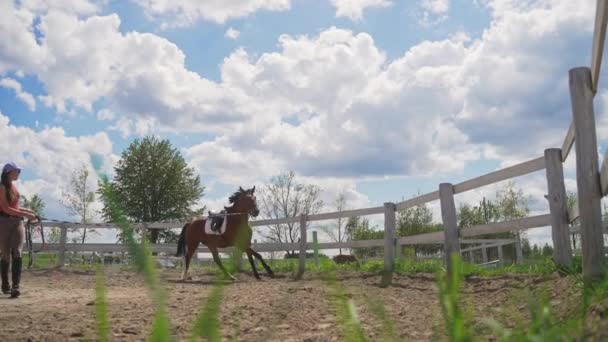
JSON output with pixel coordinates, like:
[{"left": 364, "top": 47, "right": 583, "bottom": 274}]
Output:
[
  {"left": 95, "top": 265, "right": 109, "bottom": 342},
  {"left": 322, "top": 272, "right": 367, "bottom": 342},
  {"left": 190, "top": 278, "right": 225, "bottom": 342},
  {"left": 437, "top": 254, "right": 472, "bottom": 342},
  {"left": 364, "top": 295, "right": 398, "bottom": 341},
  {"left": 96, "top": 174, "right": 171, "bottom": 341}
]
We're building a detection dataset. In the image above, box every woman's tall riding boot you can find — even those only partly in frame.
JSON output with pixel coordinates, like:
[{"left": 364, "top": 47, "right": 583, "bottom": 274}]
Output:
[
  {"left": 1, "top": 260, "right": 9, "bottom": 294},
  {"left": 10, "top": 257, "right": 22, "bottom": 298}
]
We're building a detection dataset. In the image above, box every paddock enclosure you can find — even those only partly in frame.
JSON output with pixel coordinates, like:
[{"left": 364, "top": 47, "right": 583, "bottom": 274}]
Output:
[
  {"left": 4, "top": 1, "right": 608, "bottom": 341},
  {"left": 0, "top": 267, "right": 597, "bottom": 341}
]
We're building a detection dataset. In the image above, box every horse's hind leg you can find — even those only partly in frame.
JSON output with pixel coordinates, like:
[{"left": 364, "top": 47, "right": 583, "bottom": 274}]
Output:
[
  {"left": 182, "top": 241, "right": 198, "bottom": 281},
  {"left": 248, "top": 248, "right": 275, "bottom": 278},
  {"left": 210, "top": 247, "right": 236, "bottom": 281},
  {"left": 246, "top": 249, "right": 261, "bottom": 280}
]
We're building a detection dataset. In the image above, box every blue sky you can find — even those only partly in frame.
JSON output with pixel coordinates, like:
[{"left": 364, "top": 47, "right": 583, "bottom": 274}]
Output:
[{"left": 0, "top": 0, "right": 605, "bottom": 246}]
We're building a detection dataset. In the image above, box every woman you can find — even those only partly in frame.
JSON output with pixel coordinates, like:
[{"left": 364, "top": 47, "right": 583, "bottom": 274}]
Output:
[{"left": 0, "top": 162, "right": 37, "bottom": 298}]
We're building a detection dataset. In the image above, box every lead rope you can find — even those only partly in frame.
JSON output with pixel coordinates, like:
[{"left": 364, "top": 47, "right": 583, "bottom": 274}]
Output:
[{"left": 25, "top": 217, "right": 45, "bottom": 268}]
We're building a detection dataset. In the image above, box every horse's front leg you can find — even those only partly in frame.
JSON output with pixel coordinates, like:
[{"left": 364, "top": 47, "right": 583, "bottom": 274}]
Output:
[
  {"left": 248, "top": 248, "right": 275, "bottom": 278},
  {"left": 210, "top": 247, "right": 236, "bottom": 281}
]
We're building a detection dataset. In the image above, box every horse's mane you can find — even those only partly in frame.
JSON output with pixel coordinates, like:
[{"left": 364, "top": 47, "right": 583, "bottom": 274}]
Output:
[{"left": 228, "top": 188, "right": 246, "bottom": 204}]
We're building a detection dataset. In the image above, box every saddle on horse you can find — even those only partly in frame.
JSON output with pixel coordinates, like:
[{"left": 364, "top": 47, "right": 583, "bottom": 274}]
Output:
[{"left": 208, "top": 210, "right": 226, "bottom": 234}]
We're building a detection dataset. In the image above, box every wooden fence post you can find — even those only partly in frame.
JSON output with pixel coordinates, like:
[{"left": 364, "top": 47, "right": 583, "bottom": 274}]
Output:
[
  {"left": 482, "top": 245, "right": 488, "bottom": 263},
  {"left": 544, "top": 148, "right": 573, "bottom": 268},
  {"left": 312, "top": 231, "right": 319, "bottom": 269},
  {"left": 498, "top": 245, "right": 504, "bottom": 267},
  {"left": 515, "top": 234, "right": 524, "bottom": 264},
  {"left": 569, "top": 67, "right": 605, "bottom": 280},
  {"left": 440, "top": 183, "right": 460, "bottom": 274},
  {"left": 57, "top": 224, "right": 68, "bottom": 268},
  {"left": 295, "top": 214, "right": 307, "bottom": 280},
  {"left": 395, "top": 242, "right": 403, "bottom": 261},
  {"left": 380, "top": 202, "right": 396, "bottom": 288}
]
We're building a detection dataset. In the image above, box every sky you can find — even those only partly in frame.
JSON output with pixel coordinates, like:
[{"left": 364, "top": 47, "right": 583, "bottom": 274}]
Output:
[{"left": 1, "top": 0, "right": 608, "bottom": 247}]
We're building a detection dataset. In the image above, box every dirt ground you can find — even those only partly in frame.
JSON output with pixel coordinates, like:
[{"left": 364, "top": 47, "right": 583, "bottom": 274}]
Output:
[{"left": 0, "top": 266, "right": 600, "bottom": 341}]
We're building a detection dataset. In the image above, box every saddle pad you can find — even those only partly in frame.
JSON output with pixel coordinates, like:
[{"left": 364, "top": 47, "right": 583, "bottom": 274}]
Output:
[{"left": 204, "top": 217, "right": 227, "bottom": 235}]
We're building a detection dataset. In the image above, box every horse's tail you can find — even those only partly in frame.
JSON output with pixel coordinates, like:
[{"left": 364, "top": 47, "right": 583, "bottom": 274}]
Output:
[{"left": 176, "top": 223, "right": 188, "bottom": 257}]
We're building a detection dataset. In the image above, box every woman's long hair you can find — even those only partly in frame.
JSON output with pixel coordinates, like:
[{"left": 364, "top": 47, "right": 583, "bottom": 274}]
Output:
[{"left": 1, "top": 171, "right": 13, "bottom": 203}]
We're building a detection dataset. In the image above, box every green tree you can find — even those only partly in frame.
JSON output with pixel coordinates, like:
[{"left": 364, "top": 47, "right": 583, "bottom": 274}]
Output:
[
  {"left": 457, "top": 182, "right": 531, "bottom": 263},
  {"left": 98, "top": 136, "right": 205, "bottom": 243},
  {"left": 397, "top": 200, "right": 442, "bottom": 257},
  {"left": 457, "top": 198, "right": 500, "bottom": 228},
  {"left": 320, "top": 190, "right": 350, "bottom": 255},
  {"left": 21, "top": 195, "right": 60, "bottom": 243},
  {"left": 62, "top": 165, "right": 97, "bottom": 243},
  {"left": 21, "top": 194, "right": 45, "bottom": 216},
  {"left": 541, "top": 243, "right": 554, "bottom": 257},
  {"left": 259, "top": 171, "right": 323, "bottom": 256},
  {"left": 346, "top": 216, "right": 382, "bottom": 259}
]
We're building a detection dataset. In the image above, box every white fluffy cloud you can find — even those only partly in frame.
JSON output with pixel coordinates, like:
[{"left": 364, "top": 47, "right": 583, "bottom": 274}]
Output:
[
  {"left": 330, "top": 0, "right": 392, "bottom": 21},
  {"left": 224, "top": 27, "right": 240, "bottom": 40},
  {"left": 418, "top": 0, "right": 449, "bottom": 26},
  {"left": 133, "top": 0, "right": 290, "bottom": 28},
  {"left": 0, "top": 0, "right": 602, "bottom": 195},
  {"left": 0, "top": 111, "right": 116, "bottom": 221},
  {"left": 0, "top": 77, "right": 36, "bottom": 111}
]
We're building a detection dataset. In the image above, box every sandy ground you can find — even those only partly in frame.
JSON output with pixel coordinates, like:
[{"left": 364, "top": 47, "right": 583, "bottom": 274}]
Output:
[{"left": 0, "top": 266, "right": 602, "bottom": 341}]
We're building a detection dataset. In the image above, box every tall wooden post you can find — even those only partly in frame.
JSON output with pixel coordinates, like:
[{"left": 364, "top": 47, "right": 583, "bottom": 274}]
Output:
[
  {"left": 295, "top": 215, "right": 307, "bottom": 280},
  {"left": 498, "top": 245, "right": 504, "bottom": 267},
  {"left": 312, "top": 231, "right": 319, "bottom": 269},
  {"left": 440, "top": 183, "right": 460, "bottom": 274},
  {"left": 57, "top": 224, "right": 68, "bottom": 268},
  {"left": 544, "top": 148, "right": 573, "bottom": 268},
  {"left": 515, "top": 234, "right": 524, "bottom": 264},
  {"left": 380, "top": 202, "right": 396, "bottom": 288},
  {"left": 569, "top": 67, "right": 605, "bottom": 280}
]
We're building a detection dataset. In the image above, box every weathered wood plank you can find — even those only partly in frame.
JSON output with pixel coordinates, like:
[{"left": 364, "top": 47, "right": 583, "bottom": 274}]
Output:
[
  {"left": 398, "top": 231, "right": 444, "bottom": 245},
  {"left": 453, "top": 157, "right": 545, "bottom": 194},
  {"left": 440, "top": 183, "right": 460, "bottom": 274},
  {"left": 57, "top": 226, "right": 68, "bottom": 267},
  {"left": 381, "top": 203, "right": 396, "bottom": 288},
  {"left": 498, "top": 245, "right": 504, "bottom": 267},
  {"left": 296, "top": 215, "right": 307, "bottom": 280},
  {"left": 561, "top": 123, "right": 576, "bottom": 162},
  {"left": 591, "top": 0, "right": 608, "bottom": 92},
  {"left": 569, "top": 67, "right": 606, "bottom": 280},
  {"left": 396, "top": 191, "right": 440, "bottom": 210},
  {"left": 312, "top": 231, "right": 319, "bottom": 268},
  {"left": 544, "top": 148, "right": 573, "bottom": 267},
  {"left": 460, "top": 241, "right": 515, "bottom": 254},
  {"left": 460, "top": 239, "right": 517, "bottom": 245},
  {"left": 460, "top": 215, "right": 551, "bottom": 237}
]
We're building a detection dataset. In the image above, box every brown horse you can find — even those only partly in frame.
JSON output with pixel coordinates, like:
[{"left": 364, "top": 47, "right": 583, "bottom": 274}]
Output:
[{"left": 176, "top": 186, "right": 274, "bottom": 281}]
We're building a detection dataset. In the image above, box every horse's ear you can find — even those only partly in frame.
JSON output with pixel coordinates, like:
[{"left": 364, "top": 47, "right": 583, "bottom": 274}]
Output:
[
  {"left": 251, "top": 186, "right": 255, "bottom": 193},
  {"left": 239, "top": 186, "right": 244, "bottom": 192}
]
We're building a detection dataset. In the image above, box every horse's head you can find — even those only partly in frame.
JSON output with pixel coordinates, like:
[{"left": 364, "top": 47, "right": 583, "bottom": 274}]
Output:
[{"left": 229, "top": 186, "right": 259, "bottom": 217}]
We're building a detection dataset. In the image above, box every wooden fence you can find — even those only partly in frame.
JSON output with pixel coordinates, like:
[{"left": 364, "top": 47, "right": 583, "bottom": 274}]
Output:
[{"left": 35, "top": 1, "right": 608, "bottom": 284}]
